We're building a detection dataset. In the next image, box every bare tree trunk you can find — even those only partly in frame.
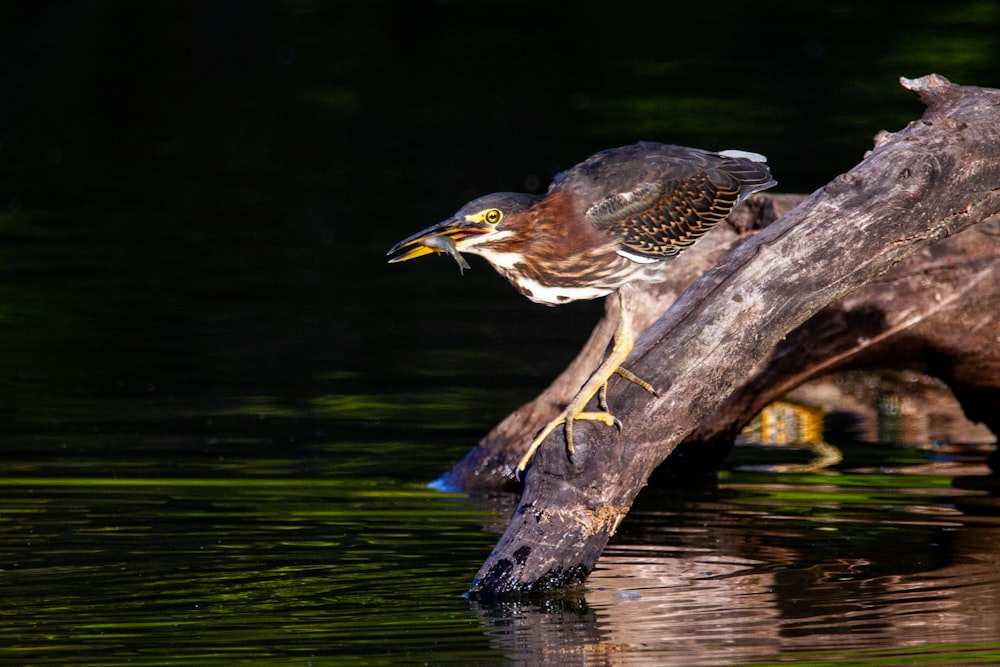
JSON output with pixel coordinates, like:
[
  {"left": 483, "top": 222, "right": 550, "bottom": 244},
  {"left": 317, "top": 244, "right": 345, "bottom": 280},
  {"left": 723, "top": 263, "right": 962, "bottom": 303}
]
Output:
[{"left": 467, "top": 74, "right": 1000, "bottom": 598}]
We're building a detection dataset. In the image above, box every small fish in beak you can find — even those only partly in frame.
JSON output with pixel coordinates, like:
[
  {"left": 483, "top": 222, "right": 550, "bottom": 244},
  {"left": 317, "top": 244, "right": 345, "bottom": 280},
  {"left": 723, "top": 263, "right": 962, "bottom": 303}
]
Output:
[
  {"left": 420, "top": 234, "right": 471, "bottom": 274},
  {"left": 387, "top": 219, "right": 477, "bottom": 274}
]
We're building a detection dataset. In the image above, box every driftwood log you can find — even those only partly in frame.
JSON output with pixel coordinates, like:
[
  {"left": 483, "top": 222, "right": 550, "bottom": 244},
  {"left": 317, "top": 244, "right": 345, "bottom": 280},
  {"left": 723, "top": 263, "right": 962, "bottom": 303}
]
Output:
[{"left": 460, "top": 74, "right": 1000, "bottom": 598}]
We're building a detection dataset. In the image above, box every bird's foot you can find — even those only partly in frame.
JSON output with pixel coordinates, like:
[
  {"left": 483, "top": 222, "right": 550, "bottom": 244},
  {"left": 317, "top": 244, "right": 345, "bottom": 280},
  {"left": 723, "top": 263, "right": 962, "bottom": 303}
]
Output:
[
  {"left": 566, "top": 411, "right": 622, "bottom": 455},
  {"left": 517, "top": 409, "right": 620, "bottom": 472},
  {"left": 614, "top": 367, "right": 658, "bottom": 396},
  {"left": 517, "top": 369, "right": 654, "bottom": 473}
]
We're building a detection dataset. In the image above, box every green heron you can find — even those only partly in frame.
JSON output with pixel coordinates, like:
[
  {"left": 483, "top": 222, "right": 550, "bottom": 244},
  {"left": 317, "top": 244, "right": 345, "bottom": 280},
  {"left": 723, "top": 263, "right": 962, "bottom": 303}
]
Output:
[{"left": 387, "top": 142, "right": 776, "bottom": 471}]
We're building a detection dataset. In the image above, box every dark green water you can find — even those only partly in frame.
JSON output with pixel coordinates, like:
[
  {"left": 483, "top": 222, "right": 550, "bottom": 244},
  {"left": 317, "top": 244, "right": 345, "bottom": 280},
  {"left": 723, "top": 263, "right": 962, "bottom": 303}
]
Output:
[
  {"left": 3, "top": 3, "right": 1000, "bottom": 665},
  {"left": 5, "top": 439, "right": 1000, "bottom": 665}
]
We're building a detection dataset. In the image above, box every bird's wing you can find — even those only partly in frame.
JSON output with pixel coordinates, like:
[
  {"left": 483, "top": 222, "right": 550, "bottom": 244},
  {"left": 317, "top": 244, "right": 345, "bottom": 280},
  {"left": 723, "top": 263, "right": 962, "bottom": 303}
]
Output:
[{"left": 586, "top": 170, "right": 743, "bottom": 261}]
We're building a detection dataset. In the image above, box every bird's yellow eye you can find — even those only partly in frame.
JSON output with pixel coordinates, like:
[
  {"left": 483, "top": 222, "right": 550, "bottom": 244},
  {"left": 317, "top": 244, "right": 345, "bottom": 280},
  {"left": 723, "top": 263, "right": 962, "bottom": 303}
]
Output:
[{"left": 484, "top": 208, "right": 502, "bottom": 225}]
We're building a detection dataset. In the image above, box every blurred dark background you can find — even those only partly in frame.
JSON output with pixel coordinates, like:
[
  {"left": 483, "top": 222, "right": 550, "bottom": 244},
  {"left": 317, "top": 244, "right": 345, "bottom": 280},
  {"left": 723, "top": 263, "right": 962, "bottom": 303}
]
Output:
[{"left": 1, "top": 1, "right": 997, "bottom": 465}]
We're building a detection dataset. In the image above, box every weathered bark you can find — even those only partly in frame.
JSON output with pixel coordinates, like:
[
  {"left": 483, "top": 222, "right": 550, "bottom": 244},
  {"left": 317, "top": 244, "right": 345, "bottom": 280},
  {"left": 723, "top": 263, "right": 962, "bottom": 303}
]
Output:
[
  {"left": 467, "top": 75, "right": 1000, "bottom": 598},
  {"left": 690, "top": 214, "right": 1000, "bottom": 447}
]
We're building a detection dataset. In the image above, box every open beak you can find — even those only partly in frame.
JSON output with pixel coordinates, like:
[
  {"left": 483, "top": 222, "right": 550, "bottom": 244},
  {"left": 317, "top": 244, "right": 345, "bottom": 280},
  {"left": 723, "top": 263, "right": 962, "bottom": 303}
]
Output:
[{"left": 386, "top": 217, "right": 487, "bottom": 270}]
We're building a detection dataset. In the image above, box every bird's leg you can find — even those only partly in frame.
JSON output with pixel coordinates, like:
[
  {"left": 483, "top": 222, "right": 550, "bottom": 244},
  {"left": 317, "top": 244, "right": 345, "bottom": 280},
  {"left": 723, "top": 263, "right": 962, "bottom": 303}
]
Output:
[
  {"left": 518, "top": 288, "right": 653, "bottom": 471},
  {"left": 518, "top": 307, "right": 632, "bottom": 470}
]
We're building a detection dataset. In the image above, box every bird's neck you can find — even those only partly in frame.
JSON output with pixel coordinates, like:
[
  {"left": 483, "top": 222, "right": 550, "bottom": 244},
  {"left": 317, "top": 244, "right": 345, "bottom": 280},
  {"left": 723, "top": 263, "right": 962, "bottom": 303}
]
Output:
[{"left": 482, "top": 191, "right": 625, "bottom": 305}]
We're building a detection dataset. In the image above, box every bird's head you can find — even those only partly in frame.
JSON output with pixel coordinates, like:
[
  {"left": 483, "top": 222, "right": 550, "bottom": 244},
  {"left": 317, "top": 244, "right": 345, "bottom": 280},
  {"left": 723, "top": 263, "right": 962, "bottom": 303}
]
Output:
[{"left": 387, "top": 192, "right": 541, "bottom": 273}]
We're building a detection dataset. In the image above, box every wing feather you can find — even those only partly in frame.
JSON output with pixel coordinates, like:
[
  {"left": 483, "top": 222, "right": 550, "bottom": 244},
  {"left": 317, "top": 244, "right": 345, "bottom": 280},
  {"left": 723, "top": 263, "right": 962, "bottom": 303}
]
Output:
[{"left": 557, "top": 143, "right": 774, "bottom": 261}]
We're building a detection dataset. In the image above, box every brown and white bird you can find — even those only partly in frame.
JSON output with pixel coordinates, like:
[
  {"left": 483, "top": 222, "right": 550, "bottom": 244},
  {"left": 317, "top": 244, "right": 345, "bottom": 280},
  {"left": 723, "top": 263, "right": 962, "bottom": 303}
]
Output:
[{"left": 388, "top": 142, "right": 776, "bottom": 470}]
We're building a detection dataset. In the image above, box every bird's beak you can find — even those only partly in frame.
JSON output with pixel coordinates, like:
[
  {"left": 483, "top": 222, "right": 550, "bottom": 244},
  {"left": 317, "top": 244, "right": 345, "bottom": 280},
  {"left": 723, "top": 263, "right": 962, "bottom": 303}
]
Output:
[{"left": 386, "top": 216, "right": 487, "bottom": 266}]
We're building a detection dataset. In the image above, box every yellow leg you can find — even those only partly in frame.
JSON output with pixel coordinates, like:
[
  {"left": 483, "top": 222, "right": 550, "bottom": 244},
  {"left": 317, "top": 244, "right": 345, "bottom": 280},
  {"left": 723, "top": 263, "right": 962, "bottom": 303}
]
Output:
[{"left": 517, "top": 289, "right": 655, "bottom": 471}]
